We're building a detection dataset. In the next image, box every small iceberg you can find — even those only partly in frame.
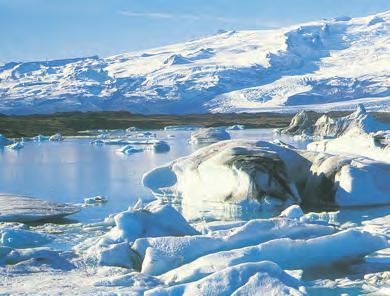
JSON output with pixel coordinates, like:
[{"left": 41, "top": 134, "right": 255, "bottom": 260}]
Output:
[
  {"left": 83, "top": 195, "right": 108, "bottom": 205},
  {"left": 126, "top": 127, "right": 141, "bottom": 132},
  {"left": 6, "top": 142, "right": 24, "bottom": 150},
  {"left": 151, "top": 141, "right": 170, "bottom": 153},
  {"left": 190, "top": 127, "right": 231, "bottom": 144},
  {"left": 49, "top": 133, "right": 63, "bottom": 141}
]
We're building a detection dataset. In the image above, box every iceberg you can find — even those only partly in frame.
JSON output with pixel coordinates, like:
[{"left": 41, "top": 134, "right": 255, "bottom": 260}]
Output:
[
  {"left": 33, "top": 134, "right": 49, "bottom": 142},
  {"left": 118, "top": 144, "right": 144, "bottom": 155},
  {"left": 227, "top": 124, "right": 246, "bottom": 131},
  {"left": 0, "top": 194, "right": 80, "bottom": 222},
  {"left": 83, "top": 195, "right": 108, "bottom": 205},
  {"left": 144, "top": 140, "right": 390, "bottom": 209},
  {"left": 151, "top": 141, "right": 170, "bottom": 153},
  {"left": 49, "top": 133, "right": 63, "bottom": 141}
]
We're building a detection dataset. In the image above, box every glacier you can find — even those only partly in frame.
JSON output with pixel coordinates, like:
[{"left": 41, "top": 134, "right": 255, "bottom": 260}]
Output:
[{"left": 0, "top": 12, "right": 389, "bottom": 114}]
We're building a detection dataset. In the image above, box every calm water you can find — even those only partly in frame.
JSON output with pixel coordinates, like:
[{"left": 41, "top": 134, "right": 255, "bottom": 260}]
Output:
[{"left": 0, "top": 129, "right": 310, "bottom": 223}]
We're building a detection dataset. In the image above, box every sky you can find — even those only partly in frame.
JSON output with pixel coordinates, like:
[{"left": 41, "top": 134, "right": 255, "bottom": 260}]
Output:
[{"left": 1, "top": 0, "right": 390, "bottom": 63}]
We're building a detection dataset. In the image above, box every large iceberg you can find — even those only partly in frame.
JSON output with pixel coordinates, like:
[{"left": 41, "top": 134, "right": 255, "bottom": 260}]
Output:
[{"left": 143, "top": 140, "right": 390, "bottom": 210}]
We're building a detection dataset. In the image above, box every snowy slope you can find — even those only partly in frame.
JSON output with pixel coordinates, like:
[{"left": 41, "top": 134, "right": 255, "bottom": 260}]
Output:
[{"left": 0, "top": 12, "right": 389, "bottom": 114}]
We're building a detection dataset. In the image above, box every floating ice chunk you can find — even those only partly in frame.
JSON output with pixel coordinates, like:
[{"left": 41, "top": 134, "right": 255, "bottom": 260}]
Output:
[
  {"left": 91, "top": 139, "right": 104, "bottom": 145},
  {"left": 164, "top": 125, "right": 204, "bottom": 131},
  {"left": 0, "top": 134, "right": 12, "bottom": 146},
  {"left": 133, "top": 217, "right": 335, "bottom": 275},
  {"left": 227, "top": 124, "right": 245, "bottom": 130},
  {"left": 151, "top": 141, "right": 170, "bottom": 153},
  {"left": 190, "top": 128, "right": 231, "bottom": 144},
  {"left": 0, "top": 194, "right": 80, "bottom": 222},
  {"left": 280, "top": 205, "right": 304, "bottom": 219},
  {"left": 118, "top": 144, "right": 144, "bottom": 155},
  {"left": 160, "top": 229, "right": 387, "bottom": 285},
  {"left": 49, "top": 133, "right": 63, "bottom": 141},
  {"left": 0, "top": 224, "right": 53, "bottom": 248},
  {"left": 83, "top": 195, "right": 108, "bottom": 205},
  {"left": 148, "top": 261, "right": 303, "bottom": 296},
  {"left": 6, "top": 142, "right": 23, "bottom": 150},
  {"left": 33, "top": 134, "right": 48, "bottom": 142}
]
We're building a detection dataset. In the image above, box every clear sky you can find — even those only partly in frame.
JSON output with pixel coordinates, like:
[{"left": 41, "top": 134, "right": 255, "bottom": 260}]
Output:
[{"left": 1, "top": 0, "right": 390, "bottom": 63}]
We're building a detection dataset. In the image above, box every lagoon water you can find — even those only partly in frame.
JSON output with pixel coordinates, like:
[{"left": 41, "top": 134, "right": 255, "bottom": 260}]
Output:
[{"left": 0, "top": 129, "right": 311, "bottom": 223}]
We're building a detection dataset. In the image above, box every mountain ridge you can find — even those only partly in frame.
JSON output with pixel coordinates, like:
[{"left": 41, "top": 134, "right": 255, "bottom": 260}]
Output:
[{"left": 0, "top": 11, "right": 389, "bottom": 115}]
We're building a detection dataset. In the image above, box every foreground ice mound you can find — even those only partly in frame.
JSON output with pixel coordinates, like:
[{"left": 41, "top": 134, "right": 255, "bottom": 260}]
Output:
[
  {"left": 0, "top": 195, "right": 80, "bottom": 222},
  {"left": 147, "top": 261, "right": 304, "bottom": 295},
  {"left": 134, "top": 216, "right": 334, "bottom": 275},
  {"left": 144, "top": 140, "right": 390, "bottom": 210},
  {"left": 80, "top": 204, "right": 197, "bottom": 269},
  {"left": 160, "top": 229, "right": 387, "bottom": 285},
  {"left": 0, "top": 134, "right": 13, "bottom": 146},
  {"left": 190, "top": 128, "right": 231, "bottom": 145}
]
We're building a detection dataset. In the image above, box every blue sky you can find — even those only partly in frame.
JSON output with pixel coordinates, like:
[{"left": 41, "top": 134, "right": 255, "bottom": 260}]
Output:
[{"left": 1, "top": 0, "right": 390, "bottom": 63}]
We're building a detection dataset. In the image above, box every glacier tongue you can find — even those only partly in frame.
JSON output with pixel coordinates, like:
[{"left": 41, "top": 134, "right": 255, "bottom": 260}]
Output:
[{"left": 0, "top": 11, "right": 389, "bottom": 114}]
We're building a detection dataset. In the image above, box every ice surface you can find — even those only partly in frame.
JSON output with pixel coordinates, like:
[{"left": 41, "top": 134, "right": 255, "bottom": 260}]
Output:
[
  {"left": 133, "top": 217, "right": 335, "bottom": 275},
  {"left": 0, "top": 195, "right": 80, "bottom": 222},
  {"left": 147, "top": 261, "right": 304, "bottom": 296},
  {"left": 160, "top": 229, "right": 387, "bottom": 285}
]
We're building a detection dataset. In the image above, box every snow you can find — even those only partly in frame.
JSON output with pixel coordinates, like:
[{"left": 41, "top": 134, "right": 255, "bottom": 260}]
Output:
[
  {"left": 0, "top": 195, "right": 80, "bottom": 222},
  {"left": 190, "top": 128, "right": 231, "bottom": 144},
  {"left": 1, "top": 12, "right": 389, "bottom": 114}
]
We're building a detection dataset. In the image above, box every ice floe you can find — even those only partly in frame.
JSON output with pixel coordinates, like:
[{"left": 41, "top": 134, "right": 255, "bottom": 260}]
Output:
[
  {"left": 0, "top": 195, "right": 80, "bottom": 222},
  {"left": 83, "top": 196, "right": 108, "bottom": 206}
]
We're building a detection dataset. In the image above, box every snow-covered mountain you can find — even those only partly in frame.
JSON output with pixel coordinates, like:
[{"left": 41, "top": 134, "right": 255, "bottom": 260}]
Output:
[{"left": 1, "top": 12, "right": 389, "bottom": 115}]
